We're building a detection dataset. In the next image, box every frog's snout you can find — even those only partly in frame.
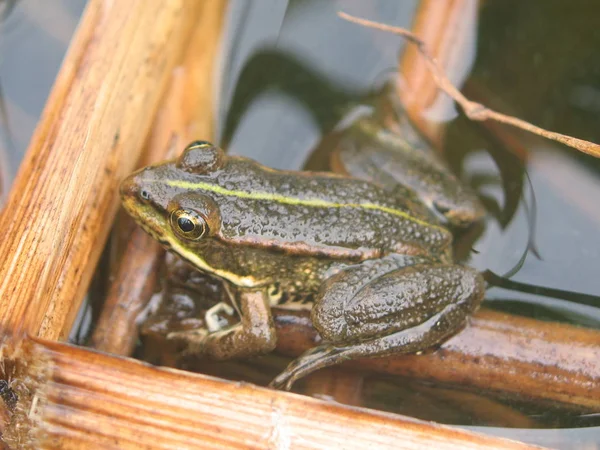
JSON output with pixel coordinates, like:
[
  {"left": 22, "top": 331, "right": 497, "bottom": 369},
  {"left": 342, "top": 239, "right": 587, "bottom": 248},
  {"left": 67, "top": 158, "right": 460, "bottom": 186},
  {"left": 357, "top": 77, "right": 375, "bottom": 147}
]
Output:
[{"left": 119, "top": 175, "right": 138, "bottom": 200}]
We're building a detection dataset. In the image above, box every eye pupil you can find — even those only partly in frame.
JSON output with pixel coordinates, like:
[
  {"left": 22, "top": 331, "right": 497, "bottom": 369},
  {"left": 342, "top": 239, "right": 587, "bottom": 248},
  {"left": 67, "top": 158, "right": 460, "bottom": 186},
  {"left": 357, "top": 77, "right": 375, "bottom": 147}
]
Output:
[
  {"left": 140, "top": 190, "right": 150, "bottom": 200},
  {"left": 177, "top": 216, "right": 195, "bottom": 232},
  {"left": 170, "top": 209, "right": 207, "bottom": 240}
]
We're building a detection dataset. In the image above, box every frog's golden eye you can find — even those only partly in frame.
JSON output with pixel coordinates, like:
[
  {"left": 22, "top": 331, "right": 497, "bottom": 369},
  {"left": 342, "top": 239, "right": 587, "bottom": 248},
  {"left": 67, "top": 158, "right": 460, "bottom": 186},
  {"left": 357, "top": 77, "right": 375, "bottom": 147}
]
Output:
[{"left": 170, "top": 209, "right": 208, "bottom": 240}]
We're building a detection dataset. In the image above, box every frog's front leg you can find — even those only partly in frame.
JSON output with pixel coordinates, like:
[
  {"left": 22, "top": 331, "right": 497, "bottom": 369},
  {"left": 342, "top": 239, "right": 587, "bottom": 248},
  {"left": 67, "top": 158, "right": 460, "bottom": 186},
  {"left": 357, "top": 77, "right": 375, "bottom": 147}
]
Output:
[
  {"left": 270, "top": 257, "right": 485, "bottom": 390},
  {"left": 173, "top": 288, "right": 277, "bottom": 360}
]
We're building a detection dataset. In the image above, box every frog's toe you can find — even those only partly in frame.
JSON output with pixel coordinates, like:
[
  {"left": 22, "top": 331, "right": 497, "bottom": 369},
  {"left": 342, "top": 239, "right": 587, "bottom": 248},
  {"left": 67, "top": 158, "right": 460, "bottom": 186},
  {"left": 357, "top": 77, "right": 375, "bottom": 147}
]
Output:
[
  {"left": 269, "top": 353, "right": 311, "bottom": 390},
  {"left": 270, "top": 345, "right": 348, "bottom": 390},
  {"left": 269, "top": 372, "right": 295, "bottom": 391},
  {"left": 204, "top": 301, "right": 236, "bottom": 332}
]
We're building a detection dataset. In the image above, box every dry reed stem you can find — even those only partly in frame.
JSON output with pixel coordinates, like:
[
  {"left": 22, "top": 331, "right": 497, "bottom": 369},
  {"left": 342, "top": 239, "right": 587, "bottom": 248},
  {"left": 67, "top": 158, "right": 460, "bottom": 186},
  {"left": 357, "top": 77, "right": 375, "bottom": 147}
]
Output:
[
  {"left": 397, "top": 0, "right": 475, "bottom": 146},
  {"left": 6, "top": 338, "right": 543, "bottom": 450},
  {"left": 0, "top": 0, "right": 206, "bottom": 343},
  {"left": 90, "top": 232, "right": 163, "bottom": 355},
  {"left": 339, "top": 11, "right": 600, "bottom": 159}
]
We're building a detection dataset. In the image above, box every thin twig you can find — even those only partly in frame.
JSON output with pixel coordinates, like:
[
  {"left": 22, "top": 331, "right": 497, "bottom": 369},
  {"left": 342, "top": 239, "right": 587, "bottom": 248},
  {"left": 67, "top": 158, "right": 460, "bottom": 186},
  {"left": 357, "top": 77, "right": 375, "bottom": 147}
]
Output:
[{"left": 339, "top": 12, "right": 600, "bottom": 159}]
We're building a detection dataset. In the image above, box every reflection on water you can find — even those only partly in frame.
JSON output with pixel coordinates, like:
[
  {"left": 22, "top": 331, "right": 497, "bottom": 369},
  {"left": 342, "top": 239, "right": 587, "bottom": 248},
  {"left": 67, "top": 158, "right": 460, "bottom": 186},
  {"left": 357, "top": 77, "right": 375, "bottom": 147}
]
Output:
[
  {"left": 0, "top": 1, "right": 17, "bottom": 21},
  {"left": 218, "top": 0, "right": 600, "bottom": 444},
  {"left": 220, "top": 0, "right": 419, "bottom": 168},
  {"left": 0, "top": 0, "right": 87, "bottom": 198}
]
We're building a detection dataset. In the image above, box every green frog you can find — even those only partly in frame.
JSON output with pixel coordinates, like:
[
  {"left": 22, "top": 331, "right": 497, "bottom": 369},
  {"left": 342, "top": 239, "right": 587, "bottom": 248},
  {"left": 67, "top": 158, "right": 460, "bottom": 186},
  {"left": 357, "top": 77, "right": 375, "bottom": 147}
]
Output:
[{"left": 120, "top": 111, "right": 486, "bottom": 390}]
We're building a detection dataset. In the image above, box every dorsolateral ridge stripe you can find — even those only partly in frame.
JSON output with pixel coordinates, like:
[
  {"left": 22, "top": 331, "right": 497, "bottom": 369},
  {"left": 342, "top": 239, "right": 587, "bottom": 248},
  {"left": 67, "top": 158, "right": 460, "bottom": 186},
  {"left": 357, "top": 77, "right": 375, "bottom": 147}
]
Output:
[{"left": 159, "top": 179, "right": 444, "bottom": 231}]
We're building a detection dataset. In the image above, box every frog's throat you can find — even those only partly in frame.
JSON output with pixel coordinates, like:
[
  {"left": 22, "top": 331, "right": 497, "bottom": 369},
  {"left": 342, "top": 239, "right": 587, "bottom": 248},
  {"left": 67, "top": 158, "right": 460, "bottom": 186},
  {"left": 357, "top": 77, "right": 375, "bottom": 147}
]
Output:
[
  {"left": 134, "top": 210, "right": 262, "bottom": 288},
  {"left": 157, "top": 179, "right": 446, "bottom": 232},
  {"left": 171, "top": 245, "right": 262, "bottom": 288}
]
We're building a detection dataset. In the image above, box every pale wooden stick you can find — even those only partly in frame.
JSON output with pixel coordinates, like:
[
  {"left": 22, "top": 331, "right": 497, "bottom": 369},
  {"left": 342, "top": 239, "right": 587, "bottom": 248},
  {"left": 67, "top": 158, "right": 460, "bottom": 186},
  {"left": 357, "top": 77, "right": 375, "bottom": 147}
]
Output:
[
  {"left": 339, "top": 11, "right": 600, "bottom": 158},
  {"left": 3, "top": 338, "right": 542, "bottom": 449},
  {"left": 90, "top": 232, "right": 163, "bottom": 355}
]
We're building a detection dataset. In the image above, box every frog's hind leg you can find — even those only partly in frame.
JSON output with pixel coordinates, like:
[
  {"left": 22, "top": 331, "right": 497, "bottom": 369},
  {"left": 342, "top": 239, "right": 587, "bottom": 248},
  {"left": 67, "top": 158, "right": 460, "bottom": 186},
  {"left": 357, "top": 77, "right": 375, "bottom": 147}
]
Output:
[
  {"left": 270, "top": 300, "right": 472, "bottom": 391},
  {"left": 270, "top": 262, "right": 484, "bottom": 390}
]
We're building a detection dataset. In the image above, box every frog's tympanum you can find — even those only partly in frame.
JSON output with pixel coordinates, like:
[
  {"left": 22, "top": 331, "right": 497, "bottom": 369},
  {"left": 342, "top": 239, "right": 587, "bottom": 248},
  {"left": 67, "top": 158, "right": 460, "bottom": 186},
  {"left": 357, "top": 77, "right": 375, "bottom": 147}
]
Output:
[{"left": 121, "top": 114, "right": 486, "bottom": 390}]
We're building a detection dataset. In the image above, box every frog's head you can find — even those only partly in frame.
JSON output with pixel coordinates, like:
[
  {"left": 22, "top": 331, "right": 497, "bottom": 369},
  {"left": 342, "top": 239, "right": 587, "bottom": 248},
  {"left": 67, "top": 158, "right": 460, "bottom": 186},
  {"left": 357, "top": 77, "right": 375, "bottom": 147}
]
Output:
[{"left": 120, "top": 141, "right": 226, "bottom": 256}]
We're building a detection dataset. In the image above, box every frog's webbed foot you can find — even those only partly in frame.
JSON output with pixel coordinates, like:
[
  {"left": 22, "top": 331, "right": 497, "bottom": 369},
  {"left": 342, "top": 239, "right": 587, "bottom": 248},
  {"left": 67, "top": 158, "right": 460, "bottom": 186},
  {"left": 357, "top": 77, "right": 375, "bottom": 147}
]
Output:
[
  {"left": 271, "top": 257, "right": 485, "bottom": 390},
  {"left": 170, "top": 290, "right": 276, "bottom": 360}
]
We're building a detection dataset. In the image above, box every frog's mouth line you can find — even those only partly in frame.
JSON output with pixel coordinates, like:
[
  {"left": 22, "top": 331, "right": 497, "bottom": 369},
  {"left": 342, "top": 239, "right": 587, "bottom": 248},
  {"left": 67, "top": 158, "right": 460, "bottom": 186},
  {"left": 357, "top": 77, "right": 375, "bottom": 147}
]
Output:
[{"left": 121, "top": 196, "right": 263, "bottom": 289}]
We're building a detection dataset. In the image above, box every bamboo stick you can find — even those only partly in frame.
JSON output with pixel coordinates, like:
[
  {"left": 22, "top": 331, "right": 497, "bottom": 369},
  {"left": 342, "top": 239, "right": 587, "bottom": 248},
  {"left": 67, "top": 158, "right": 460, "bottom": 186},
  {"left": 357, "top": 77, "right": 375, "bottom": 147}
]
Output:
[
  {"left": 89, "top": 231, "right": 163, "bottom": 355},
  {"left": 0, "top": 0, "right": 207, "bottom": 343},
  {"left": 135, "top": 280, "right": 600, "bottom": 411},
  {"left": 3, "top": 338, "right": 543, "bottom": 450}
]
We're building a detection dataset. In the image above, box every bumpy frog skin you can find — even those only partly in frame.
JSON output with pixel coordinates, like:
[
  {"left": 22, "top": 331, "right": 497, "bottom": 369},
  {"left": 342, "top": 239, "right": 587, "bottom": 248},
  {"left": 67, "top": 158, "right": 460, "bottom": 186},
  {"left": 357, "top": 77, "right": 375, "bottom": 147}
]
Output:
[{"left": 121, "top": 116, "right": 485, "bottom": 390}]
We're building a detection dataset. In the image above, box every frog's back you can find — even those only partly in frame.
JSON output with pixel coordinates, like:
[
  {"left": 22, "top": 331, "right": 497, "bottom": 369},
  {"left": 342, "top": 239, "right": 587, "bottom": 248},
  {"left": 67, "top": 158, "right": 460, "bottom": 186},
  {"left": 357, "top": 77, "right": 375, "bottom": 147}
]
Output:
[{"left": 206, "top": 157, "right": 452, "bottom": 259}]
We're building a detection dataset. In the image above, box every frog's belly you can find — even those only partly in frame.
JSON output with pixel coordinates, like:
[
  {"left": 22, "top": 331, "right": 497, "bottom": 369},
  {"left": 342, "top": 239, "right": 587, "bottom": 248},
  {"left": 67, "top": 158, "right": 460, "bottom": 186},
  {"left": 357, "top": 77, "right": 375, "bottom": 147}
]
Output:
[
  {"left": 262, "top": 254, "right": 338, "bottom": 307},
  {"left": 198, "top": 240, "right": 339, "bottom": 288},
  {"left": 266, "top": 284, "right": 315, "bottom": 311},
  {"left": 261, "top": 256, "right": 358, "bottom": 312}
]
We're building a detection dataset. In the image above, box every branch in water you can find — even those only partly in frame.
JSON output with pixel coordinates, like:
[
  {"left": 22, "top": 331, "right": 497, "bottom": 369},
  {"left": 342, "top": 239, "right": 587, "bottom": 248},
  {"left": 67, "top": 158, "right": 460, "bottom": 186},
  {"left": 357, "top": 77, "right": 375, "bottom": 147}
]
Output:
[{"left": 338, "top": 11, "right": 600, "bottom": 159}]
